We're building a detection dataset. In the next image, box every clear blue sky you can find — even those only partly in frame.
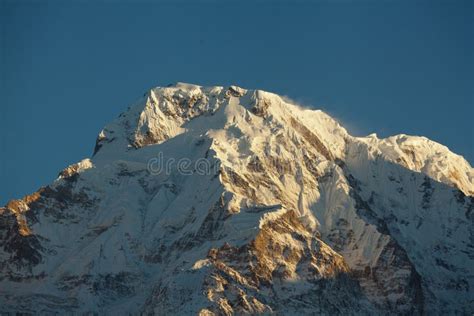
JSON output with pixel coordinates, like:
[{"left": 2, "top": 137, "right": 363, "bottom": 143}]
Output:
[{"left": 1, "top": 0, "right": 473, "bottom": 204}]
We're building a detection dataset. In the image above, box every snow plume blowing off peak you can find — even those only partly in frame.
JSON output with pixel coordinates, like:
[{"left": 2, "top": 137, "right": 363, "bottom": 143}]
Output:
[{"left": 1, "top": 82, "right": 473, "bottom": 315}]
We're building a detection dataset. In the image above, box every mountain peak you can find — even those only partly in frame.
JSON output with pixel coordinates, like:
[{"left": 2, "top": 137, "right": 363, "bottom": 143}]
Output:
[
  {"left": 91, "top": 83, "right": 473, "bottom": 195},
  {"left": 1, "top": 83, "right": 473, "bottom": 314}
]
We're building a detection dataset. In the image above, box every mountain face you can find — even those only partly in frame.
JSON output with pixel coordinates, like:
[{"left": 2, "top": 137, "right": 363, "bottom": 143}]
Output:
[{"left": 1, "top": 83, "right": 473, "bottom": 315}]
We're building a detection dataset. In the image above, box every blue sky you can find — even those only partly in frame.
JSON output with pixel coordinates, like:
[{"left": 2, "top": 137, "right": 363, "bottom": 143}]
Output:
[{"left": 1, "top": 0, "right": 473, "bottom": 204}]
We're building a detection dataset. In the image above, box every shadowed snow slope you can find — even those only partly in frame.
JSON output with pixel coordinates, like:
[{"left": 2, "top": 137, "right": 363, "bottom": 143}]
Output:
[{"left": 1, "top": 83, "right": 473, "bottom": 314}]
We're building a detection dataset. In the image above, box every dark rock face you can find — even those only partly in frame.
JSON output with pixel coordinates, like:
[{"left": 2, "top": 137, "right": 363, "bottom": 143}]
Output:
[{"left": 0, "top": 211, "right": 43, "bottom": 273}]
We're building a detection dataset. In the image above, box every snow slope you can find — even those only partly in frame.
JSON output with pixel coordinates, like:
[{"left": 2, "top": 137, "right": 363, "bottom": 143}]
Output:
[{"left": 1, "top": 83, "right": 473, "bottom": 314}]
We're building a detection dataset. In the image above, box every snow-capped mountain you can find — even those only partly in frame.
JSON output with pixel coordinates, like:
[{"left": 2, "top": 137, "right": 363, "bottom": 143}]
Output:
[{"left": 1, "top": 83, "right": 473, "bottom": 314}]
